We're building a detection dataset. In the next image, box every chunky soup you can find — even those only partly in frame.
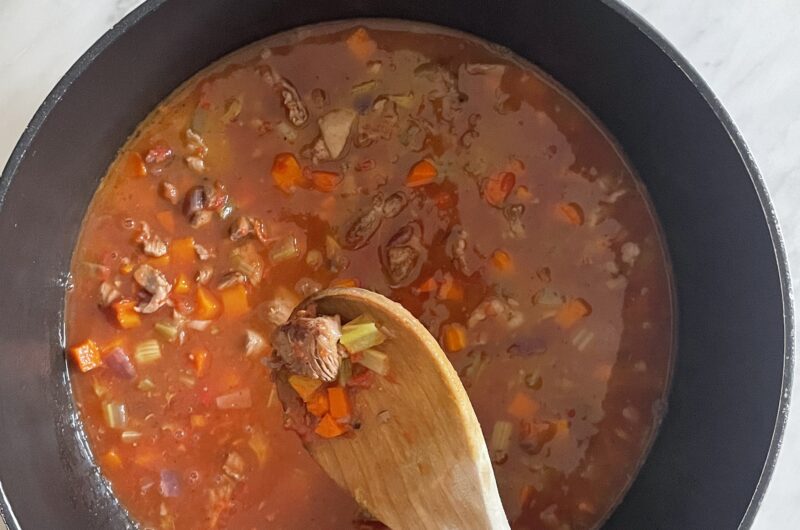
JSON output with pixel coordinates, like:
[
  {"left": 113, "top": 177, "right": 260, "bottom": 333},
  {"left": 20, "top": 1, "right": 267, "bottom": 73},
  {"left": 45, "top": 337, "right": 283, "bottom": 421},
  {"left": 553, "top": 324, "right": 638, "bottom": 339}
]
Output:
[{"left": 67, "top": 20, "right": 673, "bottom": 530}]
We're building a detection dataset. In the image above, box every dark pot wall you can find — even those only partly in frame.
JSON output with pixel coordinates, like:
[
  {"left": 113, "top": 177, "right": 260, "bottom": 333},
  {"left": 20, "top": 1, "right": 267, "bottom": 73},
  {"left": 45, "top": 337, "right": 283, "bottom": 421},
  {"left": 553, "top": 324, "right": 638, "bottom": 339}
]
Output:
[{"left": 0, "top": 1, "right": 791, "bottom": 528}]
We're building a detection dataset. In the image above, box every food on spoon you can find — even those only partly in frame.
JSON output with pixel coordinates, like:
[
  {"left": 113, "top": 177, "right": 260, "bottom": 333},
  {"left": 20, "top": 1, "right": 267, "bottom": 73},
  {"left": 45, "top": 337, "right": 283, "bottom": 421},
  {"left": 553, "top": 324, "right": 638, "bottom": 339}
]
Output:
[{"left": 271, "top": 310, "right": 389, "bottom": 439}]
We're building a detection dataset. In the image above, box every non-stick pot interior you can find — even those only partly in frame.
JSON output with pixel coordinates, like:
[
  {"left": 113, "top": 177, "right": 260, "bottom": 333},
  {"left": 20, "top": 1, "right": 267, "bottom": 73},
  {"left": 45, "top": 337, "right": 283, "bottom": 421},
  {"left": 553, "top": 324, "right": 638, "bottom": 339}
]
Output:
[{"left": 0, "top": 1, "right": 789, "bottom": 528}]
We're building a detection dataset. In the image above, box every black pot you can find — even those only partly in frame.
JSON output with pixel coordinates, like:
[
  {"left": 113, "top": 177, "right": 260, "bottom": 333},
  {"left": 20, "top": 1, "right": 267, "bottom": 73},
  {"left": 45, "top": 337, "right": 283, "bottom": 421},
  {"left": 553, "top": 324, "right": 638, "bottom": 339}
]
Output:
[{"left": 0, "top": 1, "right": 792, "bottom": 528}]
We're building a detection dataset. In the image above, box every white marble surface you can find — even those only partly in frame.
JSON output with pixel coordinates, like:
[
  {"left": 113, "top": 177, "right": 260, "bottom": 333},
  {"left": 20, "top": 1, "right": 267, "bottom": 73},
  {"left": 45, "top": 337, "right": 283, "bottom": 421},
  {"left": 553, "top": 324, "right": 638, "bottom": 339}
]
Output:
[{"left": 1, "top": 0, "right": 798, "bottom": 528}]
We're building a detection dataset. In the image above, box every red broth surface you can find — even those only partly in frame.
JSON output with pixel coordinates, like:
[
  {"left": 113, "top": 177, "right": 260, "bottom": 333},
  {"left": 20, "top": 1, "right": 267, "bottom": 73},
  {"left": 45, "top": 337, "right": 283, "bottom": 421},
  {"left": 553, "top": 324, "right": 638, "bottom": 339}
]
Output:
[{"left": 66, "top": 20, "right": 674, "bottom": 530}]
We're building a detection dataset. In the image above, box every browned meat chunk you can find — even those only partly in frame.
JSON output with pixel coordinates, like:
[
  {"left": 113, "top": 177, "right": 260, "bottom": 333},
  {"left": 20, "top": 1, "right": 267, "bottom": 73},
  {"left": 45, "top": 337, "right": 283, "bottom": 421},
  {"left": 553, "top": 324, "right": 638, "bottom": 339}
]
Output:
[
  {"left": 272, "top": 311, "right": 344, "bottom": 382},
  {"left": 133, "top": 264, "right": 172, "bottom": 314}
]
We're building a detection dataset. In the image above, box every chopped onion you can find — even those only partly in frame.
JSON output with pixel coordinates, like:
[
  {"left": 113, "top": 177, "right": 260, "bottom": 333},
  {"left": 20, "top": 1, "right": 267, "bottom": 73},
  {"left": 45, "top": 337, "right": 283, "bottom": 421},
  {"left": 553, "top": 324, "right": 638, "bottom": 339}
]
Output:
[
  {"left": 102, "top": 402, "right": 128, "bottom": 430},
  {"left": 121, "top": 430, "right": 143, "bottom": 444},
  {"left": 355, "top": 348, "right": 389, "bottom": 376},
  {"left": 216, "top": 388, "right": 252, "bottom": 410},
  {"left": 103, "top": 347, "right": 137, "bottom": 380},
  {"left": 137, "top": 378, "right": 156, "bottom": 392},
  {"left": 134, "top": 339, "right": 161, "bottom": 365},
  {"left": 244, "top": 329, "right": 267, "bottom": 357},
  {"left": 159, "top": 469, "right": 181, "bottom": 498},
  {"left": 248, "top": 431, "right": 269, "bottom": 467},
  {"left": 186, "top": 320, "right": 212, "bottom": 331}
]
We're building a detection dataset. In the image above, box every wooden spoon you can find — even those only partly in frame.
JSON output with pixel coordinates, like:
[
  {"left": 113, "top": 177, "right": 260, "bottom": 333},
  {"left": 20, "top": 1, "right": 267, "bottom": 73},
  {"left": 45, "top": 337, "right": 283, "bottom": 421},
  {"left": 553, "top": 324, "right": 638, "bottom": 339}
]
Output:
[{"left": 287, "top": 287, "right": 509, "bottom": 530}]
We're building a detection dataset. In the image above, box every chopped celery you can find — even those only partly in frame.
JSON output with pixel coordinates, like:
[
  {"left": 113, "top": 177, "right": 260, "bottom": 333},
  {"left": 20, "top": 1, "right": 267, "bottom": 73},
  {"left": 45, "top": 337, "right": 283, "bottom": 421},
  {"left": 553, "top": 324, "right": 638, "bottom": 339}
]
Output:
[
  {"left": 351, "top": 79, "right": 378, "bottom": 95},
  {"left": 340, "top": 318, "right": 386, "bottom": 353},
  {"left": 338, "top": 358, "right": 352, "bottom": 386},
  {"left": 137, "top": 378, "right": 156, "bottom": 392},
  {"left": 490, "top": 420, "right": 513, "bottom": 464},
  {"left": 154, "top": 321, "right": 179, "bottom": 343},
  {"left": 355, "top": 348, "right": 389, "bottom": 376},
  {"left": 178, "top": 374, "right": 196, "bottom": 388},
  {"left": 121, "top": 430, "right": 143, "bottom": 444},
  {"left": 134, "top": 339, "right": 161, "bottom": 365},
  {"left": 102, "top": 402, "right": 128, "bottom": 430},
  {"left": 268, "top": 235, "right": 300, "bottom": 263},
  {"left": 216, "top": 388, "right": 252, "bottom": 409}
]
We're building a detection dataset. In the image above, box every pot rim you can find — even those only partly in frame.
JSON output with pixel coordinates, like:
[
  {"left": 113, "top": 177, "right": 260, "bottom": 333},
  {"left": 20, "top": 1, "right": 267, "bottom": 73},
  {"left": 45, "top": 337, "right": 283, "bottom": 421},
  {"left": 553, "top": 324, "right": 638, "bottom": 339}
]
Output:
[{"left": 0, "top": 1, "right": 793, "bottom": 528}]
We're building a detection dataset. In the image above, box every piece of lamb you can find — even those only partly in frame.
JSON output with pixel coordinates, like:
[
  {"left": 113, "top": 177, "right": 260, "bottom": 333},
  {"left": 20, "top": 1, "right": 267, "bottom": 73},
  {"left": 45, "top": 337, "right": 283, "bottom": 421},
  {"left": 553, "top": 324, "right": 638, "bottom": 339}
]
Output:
[{"left": 272, "top": 310, "right": 345, "bottom": 382}]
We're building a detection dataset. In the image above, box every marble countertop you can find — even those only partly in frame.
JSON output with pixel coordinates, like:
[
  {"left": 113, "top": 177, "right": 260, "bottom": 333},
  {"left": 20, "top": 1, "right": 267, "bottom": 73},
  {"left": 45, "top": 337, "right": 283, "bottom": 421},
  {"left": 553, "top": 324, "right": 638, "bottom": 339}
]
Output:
[{"left": 1, "top": 0, "right": 797, "bottom": 527}]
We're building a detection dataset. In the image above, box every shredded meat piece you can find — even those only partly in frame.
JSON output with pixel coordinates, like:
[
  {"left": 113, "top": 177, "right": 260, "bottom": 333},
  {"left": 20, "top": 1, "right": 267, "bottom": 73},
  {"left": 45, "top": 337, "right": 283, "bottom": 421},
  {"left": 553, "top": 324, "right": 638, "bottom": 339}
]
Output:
[
  {"left": 272, "top": 310, "right": 345, "bottom": 381},
  {"left": 194, "top": 242, "right": 214, "bottom": 261},
  {"left": 229, "top": 216, "right": 252, "bottom": 241},
  {"left": 99, "top": 281, "right": 121, "bottom": 307},
  {"left": 143, "top": 235, "right": 168, "bottom": 257},
  {"left": 259, "top": 297, "right": 293, "bottom": 326},
  {"left": 133, "top": 265, "right": 171, "bottom": 314},
  {"left": 196, "top": 265, "right": 213, "bottom": 285},
  {"left": 159, "top": 181, "right": 179, "bottom": 204}
]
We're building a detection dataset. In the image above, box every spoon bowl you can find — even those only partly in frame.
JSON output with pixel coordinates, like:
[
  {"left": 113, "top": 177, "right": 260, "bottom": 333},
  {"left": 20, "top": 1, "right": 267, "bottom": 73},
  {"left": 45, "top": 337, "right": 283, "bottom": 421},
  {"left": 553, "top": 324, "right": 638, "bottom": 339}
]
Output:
[{"left": 288, "top": 287, "right": 509, "bottom": 530}]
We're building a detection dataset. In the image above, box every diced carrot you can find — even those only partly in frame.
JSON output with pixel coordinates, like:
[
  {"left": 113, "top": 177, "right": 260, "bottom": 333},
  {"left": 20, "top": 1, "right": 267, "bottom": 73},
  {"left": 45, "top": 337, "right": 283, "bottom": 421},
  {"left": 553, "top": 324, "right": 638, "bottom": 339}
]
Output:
[
  {"left": 271, "top": 153, "right": 303, "bottom": 194},
  {"left": 516, "top": 185, "right": 534, "bottom": 201},
  {"left": 327, "top": 387, "right": 351, "bottom": 419},
  {"left": 306, "top": 392, "right": 330, "bottom": 417},
  {"left": 155, "top": 210, "right": 176, "bottom": 233},
  {"left": 69, "top": 339, "right": 102, "bottom": 372},
  {"left": 121, "top": 151, "right": 147, "bottom": 178},
  {"left": 195, "top": 285, "right": 222, "bottom": 320},
  {"left": 219, "top": 284, "right": 249, "bottom": 318},
  {"left": 554, "top": 298, "right": 591, "bottom": 329},
  {"left": 437, "top": 275, "right": 464, "bottom": 302},
  {"left": 190, "top": 414, "right": 207, "bottom": 428},
  {"left": 441, "top": 323, "right": 468, "bottom": 353},
  {"left": 101, "top": 450, "right": 124, "bottom": 470},
  {"left": 315, "top": 413, "right": 347, "bottom": 438},
  {"left": 329, "top": 278, "right": 359, "bottom": 288},
  {"left": 490, "top": 249, "right": 514, "bottom": 272},
  {"left": 147, "top": 254, "right": 170, "bottom": 268},
  {"left": 190, "top": 348, "right": 210, "bottom": 378},
  {"left": 417, "top": 277, "right": 438, "bottom": 293},
  {"left": 119, "top": 262, "right": 134, "bottom": 275},
  {"left": 133, "top": 447, "right": 161, "bottom": 470},
  {"left": 173, "top": 272, "right": 192, "bottom": 295},
  {"left": 406, "top": 159, "right": 438, "bottom": 187},
  {"left": 555, "top": 202, "right": 584, "bottom": 226},
  {"left": 483, "top": 171, "right": 516, "bottom": 207},
  {"left": 288, "top": 374, "right": 322, "bottom": 402},
  {"left": 170, "top": 237, "right": 196, "bottom": 267},
  {"left": 346, "top": 27, "right": 377, "bottom": 61},
  {"left": 508, "top": 392, "right": 540, "bottom": 420},
  {"left": 554, "top": 419, "right": 570, "bottom": 436},
  {"left": 311, "top": 170, "right": 343, "bottom": 192},
  {"left": 112, "top": 300, "right": 141, "bottom": 329}
]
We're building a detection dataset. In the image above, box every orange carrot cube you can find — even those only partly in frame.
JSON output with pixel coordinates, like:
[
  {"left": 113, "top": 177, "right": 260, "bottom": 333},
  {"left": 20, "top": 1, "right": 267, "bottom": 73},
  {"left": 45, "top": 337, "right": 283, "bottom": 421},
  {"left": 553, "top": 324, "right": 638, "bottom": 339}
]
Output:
[
  {"left": 219, "top": 283, "right": 249, "bottom": 318},
  {"left": 195, "top": 285, "right": 222, "bottom": 320},
  {"left": 327, "top": 387, "right": 351, "bottom": 419},
  {"left": 315, "top": 413, "right": 347, "bottom": 438},
  {"left": 406, "top": 159, "right": 438, "bottom": 187},
  {"left": 508, "top": 392, "right": 540, "bottom": 420},
  {"left": 69, "top": 339, "right": 102, "bottom": 372},
  {"left": 112, "top": 300, "right": 141, "bottom": 329}
]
